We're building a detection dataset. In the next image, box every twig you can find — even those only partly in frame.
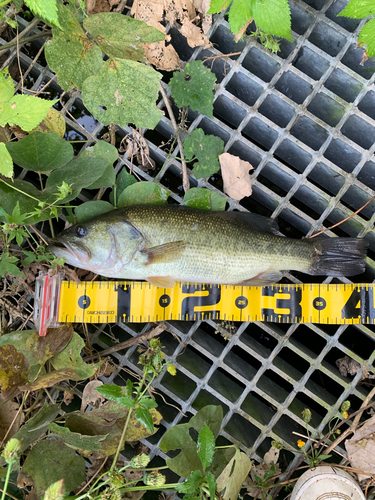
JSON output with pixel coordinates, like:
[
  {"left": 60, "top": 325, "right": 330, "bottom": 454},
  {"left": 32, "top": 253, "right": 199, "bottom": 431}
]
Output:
[
  {"left": 203, "top": 51, "right": 242, "bottom": 63},
  {"left": 15, "top": 41, "right": 46, "bottom": 93},
  {"left": 159, "top": 83, "right": 190, "bottom": 192},
  {"left": 113, "top": 0, "right": 128, "bottom": 13},
  {"left": 0, "top": 30, "right": 52, "bottom": 56},
  {"left": 292, "top": 431, "right": 347, "bottom": 460},
  {"left": 83, "top": 323, "right": 167, "bottom": 361},
  {"left": 76, "top": 457, "right": 108, "bottom": 496},
  {"left": 309, "top": 194, "right": 375, "bottom": 238},
  {"left": 34, "top": 74, "right": 57, "bottom": 96}
]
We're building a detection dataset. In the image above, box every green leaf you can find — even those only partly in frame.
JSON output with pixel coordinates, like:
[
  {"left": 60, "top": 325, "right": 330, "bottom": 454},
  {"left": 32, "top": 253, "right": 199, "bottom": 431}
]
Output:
[
  {"left": 5, "top": 131, "right": 73, "bottom": 172},
  {"left": 135, "top": 406, "right": 155, "bottom": 434},
  {"left": 183, "top": 129, "right": 224, "bottom": 179},
  {"left": 50, "top": 332, "right": 102, "bottom": 380},
  {"left": 0, "top": 344, "right": 29, "bottom": 390},
  {"left": 82, "top": 58, "right": 162, "bottom": 128},
  {"left": 49, "top": 422, "right": 108, "bottom": 451},
  {"left": 109, "top": 169, "right": 137, "bottom": 205},
  {"left": 358, "top": 18, "right": 375, "bottom": 58},
  {"left": 83, "top": 12, "right": 164, "bottom": 61},
  {"left": 316, "top": 454, "right": 332, "bottom": 460},
  {"left": 169, "top": 61, "right": 216, "bottom": 117},
  {"left": 24, "top": 0, "right": 61, "bottom": 28},
  {"left": 198, "top": 424, "right": 215, "bottom": 470},
  {"left": 126, "top": 379, "right": 133, "bottom": 397},
  {"left": 208, "top": 0, "right": 232, "bottom": 14},
  {"left": 338, "top": 0, "right": 375, "bottom": 18},
  {"left": 0, "top": 254, "right": 24, "bottom": 278},
  {"left": 216, "top": 448, "right": 251, "bottom": 500},
  {"left": 80, "top": 141, "right": 118, "bottom": 189},
  {"left": 159, "top": 405, "right": 223, "bottom": 478},
  {"left": 0, "top": 95, "right": 58, "bottom": 132},
  {"left": 0, "top": 67, "right": 15, "bottom": 102},
  {"left": 182, "top": 188, "right": 226, "bottom": 210},
  {"left": 118, "top": 181, "right": 170, "bottom": 206},
  {"left": 44, "top": 156, "right": 109, "bottom": 199},
  {"left": 252, "top": 0, "right": 292, "bottom": 41},
  {"left": 206, "top": 471, "right": 217, "bottom": 499},
  {"left": 139, "top": 397, "right": 158, "bottom": 410},
  {"left": 96, "top": 384, "right": 136, "bottom": 408},
  {"left": 228, "top": 0, "right": 253, "bottom": 34},
  {"left": 177, "top": 470, "right": 204, "bottom": 494},
  {"left": 45, "top": 4, "right": 103, "bottom": 91},
  {"left": 0, "top": 143, "right": 13, "bottom": 179},
  {"left": 22, "top": 440, "right": 85, "bottom": 497},
  {"left": 0, "top": 179, "right": 50, "bottom": 225},
  {"left": 75, "top": 201, "right": 114, "bottom": 223}
]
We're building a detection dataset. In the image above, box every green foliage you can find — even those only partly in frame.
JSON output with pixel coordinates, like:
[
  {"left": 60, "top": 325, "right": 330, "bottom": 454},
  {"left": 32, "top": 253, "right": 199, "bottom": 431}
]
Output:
[
  {"left": 118, "top": 181, "right": 170, "bottom": 206},
  {"left": 109, "top": 169, "right": 137, "bottom": 206},
  {"left": 0, "top": 67, "right": 58, "bottom": 132},
  {"left": 49, "top": 423, "right": 107, "bottom": 451},
  {"left": 169, "top": 60, "right": 216, "bottom": 117},
  {"left": 80, "top": 141, "right": 118, "bottom": 189},
  {"left": 216, "top": 447, "right": 252, "bottom": 500},
  {"left": 183, "top": 129, "right": 224, "bottom": 179},
  {"left": 24, "top": 0, "right": 61, "bottom": 28},
  {"left": 338, "top": 0, "right": 375, "bottom": 18},
  {"left": 0, "top": 143, "right": 13, "bottom": 179},
  {"left": 228, "top": 0, "right": 253, "bottom": 34},
  {"left": 198, "top": 425, "right": 216, "bottom": 470},
  {"left": 75, "top": 201, "right": 114, "bottom": 223},
  {"left": 358, "top": 18, "right": 375, "bottom": 58},
  {"left": 182, "top": 188, "right": 226, "bottom": 211},
  {"left": 96, "top": 384, "right": 136, "bottom": 409}
]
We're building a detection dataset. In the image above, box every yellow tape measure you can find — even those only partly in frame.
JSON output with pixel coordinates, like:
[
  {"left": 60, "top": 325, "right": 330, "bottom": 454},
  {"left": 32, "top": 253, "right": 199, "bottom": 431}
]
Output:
[{"left": 57, "top": 281, "right": 375, "bottom": 326}]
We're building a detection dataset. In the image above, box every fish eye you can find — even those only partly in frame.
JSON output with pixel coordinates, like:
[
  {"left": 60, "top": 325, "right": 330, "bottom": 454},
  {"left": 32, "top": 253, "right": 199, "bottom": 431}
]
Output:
[{"left": 75, "top": 226, "right": 86, "bottom": 237}]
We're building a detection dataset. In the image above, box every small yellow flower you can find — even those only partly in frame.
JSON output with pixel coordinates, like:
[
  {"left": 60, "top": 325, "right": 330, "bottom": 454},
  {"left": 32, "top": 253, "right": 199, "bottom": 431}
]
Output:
[
  {"left": 297, "top": 440, "right": 306, "bottom": 448},
  {"left": 167, "top": 364, "right": 177, "bottom": 376},
  {"left": 336, "top": 429, "right": 341, "bottom": 435},
  {"left": 343, "top": 411, "right": 349, "bottom": 419}
]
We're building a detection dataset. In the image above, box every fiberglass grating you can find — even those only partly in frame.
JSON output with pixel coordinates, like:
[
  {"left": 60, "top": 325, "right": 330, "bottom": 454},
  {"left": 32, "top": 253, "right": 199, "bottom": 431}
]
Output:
[{"left": 3, "top": 0, "right": 375, "bottom": 471}]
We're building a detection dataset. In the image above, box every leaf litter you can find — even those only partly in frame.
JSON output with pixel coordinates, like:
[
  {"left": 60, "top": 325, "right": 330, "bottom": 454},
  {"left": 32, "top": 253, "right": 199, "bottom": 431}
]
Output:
[{"left": 219, "top": 152, "right": 254, "bottom": 200}]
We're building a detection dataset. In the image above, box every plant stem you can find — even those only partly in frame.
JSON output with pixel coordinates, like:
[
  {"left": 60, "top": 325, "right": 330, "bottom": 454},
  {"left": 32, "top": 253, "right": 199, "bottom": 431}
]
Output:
[
  {"left": 110, "top": 408, "right": 133, "bottom": 472},
  {"left": 1, "top": 463, "right": 12, "bottom": 500},
  {"left": 0, "top": 0, "right": 12, "bottom": 8},
  {"left": 0, "top": 30, "right": 52, "bottom": 54},
  {"left": 0, "top": 180, "right": 39, "bottom": 201},
  {"left": 121, "top": 484, "right": 180, "bottom": 493}
]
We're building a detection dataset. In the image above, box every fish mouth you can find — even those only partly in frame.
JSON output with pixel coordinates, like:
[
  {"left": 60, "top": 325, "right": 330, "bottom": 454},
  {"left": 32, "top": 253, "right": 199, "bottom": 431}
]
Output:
[{"left": 48, "top": 237, "right": 91, "bottom": 265}]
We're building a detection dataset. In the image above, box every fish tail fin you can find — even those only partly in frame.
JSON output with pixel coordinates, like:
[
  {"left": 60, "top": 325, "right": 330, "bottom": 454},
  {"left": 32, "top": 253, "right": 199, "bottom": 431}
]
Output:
[{"left": 307, "top": 237, "right": 368, "bottom": 277}]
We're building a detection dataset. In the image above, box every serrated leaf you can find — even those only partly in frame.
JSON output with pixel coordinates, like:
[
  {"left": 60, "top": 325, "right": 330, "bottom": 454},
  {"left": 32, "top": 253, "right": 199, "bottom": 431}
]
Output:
[
  {"left": 183, "top": 129, "right": 224, "bottom": 179},
  {"left": 177, "top": 470, "right": 203, "bottom": 494},
  {"left": 5, "top": 131, "right": 73, "bottom": 172},
  {"left": 31, "top": 107, "right": 66, "bottom": 137},
  {"left": 358, "top": 18, "right": 375, "bottom": 58},
  {"left": 182, "top": 188, "right": 226, "bottom": 210},
  {"left": 0, "top": 143, "right": 13, "bottom": 178},
  {"left": 96, "top": 384, "right": 136, "bottom": 408},
  {"left": 24, "top": 0, "right": 61, "bottom": 28},
  {"left": 83, "top": 12, "right": 164, "bottom": 61},
  {"left": 80, "top": 140, "right": 118, "bottom": 189},
  {"left": 0, "top": 253, "right": 24, "bottom": 278},
  {"left": 216, "top": 448, "right": 251, "bottom": 500},
  {"left": 228, "top": 0, "right": 253, "bottom": 34},
  {"left": 49, "top": 422, "right": 107, "bottom": 451},
  {"left": 208, "top": 0, "right": 232, "bottom": 14},
  {"left": 75, "top": 201, "right": 114, "bottom": 223},
  {"left": 252, "top": 0, "right": 292, "bottom": 41},
  {"left": 159, "top": 405, "right": 223, "bottom": 477},
  {"left": 135, "top": 406, "right": 155, "bottom": 433},
  {"left": 22, "top": 440, "right": 85, "bottom": 497},
  {"left": 338, "top": 0, "right": 375, "bottom": 18},
  {"left": 0, "top": 68, "right": 14, "bottom": 102},
  {"left": 110, "top": 169, "right": 137, "bottom": 205},
  {"left": 82, "top": 58, "right": 162, "bottom": 128},
  {"left": 206, "top": 471, "right": 217, "bottom": 499},
  {"left": 0, "top": 179, "right": 50, "bottom": 225},
  {"left": 139, "top": 397, "right": 158, "bottom": 410},
  {"left": 169, "top": 60, "right": 216, "bottom": 117},
  {"left": 50, "top": 331, "right": 102, "bottom": 380},
  {"left": 198, "top": 424, "right": 215, "bottom": 470},
  {"left": 1, "top": 94, "right": 58, "bottom": 132},
  {"left": 45, "top": 4, "right": 103, "bottom": 91},
  {"left": 118, "top": 181, "right": 170, "bottom": 206}
]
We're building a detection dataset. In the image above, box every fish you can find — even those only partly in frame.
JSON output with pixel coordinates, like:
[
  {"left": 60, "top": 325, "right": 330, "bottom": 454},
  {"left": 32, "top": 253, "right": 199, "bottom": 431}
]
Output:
[{"left": 48, "top": 205, "right": 368, "bottom": 288}]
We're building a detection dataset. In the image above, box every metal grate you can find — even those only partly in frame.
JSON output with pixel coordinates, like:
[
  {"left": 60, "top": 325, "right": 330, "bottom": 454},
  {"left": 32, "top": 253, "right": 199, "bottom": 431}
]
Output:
[{"left": 2, "top": 0, "right": 375, "bottom": 474}]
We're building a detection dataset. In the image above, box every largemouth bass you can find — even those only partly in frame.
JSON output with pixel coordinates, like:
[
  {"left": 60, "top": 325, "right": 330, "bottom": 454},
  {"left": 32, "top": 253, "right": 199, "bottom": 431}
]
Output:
[{"left": 49, "top": 205, "right": 368, "bottom": 288}]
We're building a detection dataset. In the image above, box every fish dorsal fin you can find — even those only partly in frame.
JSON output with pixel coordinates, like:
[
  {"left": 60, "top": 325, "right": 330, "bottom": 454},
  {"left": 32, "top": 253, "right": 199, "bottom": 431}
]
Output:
[
  {"left": 238, "top": 270, "right": 284, "bottom": 286},
  {"left": 145, "top": 241, "right": 188, "bottom": 264},
  {"left": 147, "top": 276, "right": 176, "bottom": 288},
  {"left": 215, "top": 211, "right": 281, "bottom": 235}
]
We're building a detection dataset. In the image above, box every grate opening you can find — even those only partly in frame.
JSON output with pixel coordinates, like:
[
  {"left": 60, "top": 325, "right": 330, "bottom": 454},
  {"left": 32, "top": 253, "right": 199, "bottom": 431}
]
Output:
[
  {"left": 226, "top": 71, "right": 264, "bottom": 106},
  {"left": 358, "top": 90, "right": 375, "bottom": 120},
  {"left": 177, "top": 345, "right": 213, "bottom": 379},
  {"left": 308, "top": 370, "right": 344, "bottom": 401},
  {"left": 275, "top": 70, "right": 312, "bottom": 104},
  {"left": 307, "top": 92, "right": 346, "bottom": 127},
  {"left": 228, "top": 140, "right": 263, "bottom": 167},
  {"left": 301, "top": 0, "right": 326, "bottom": 10},
  {"left": 323, "top": 138, "right": 361, "bottom": 172},
  {"left": 341, "top": 185, "right": 375, "bottom": 220},
  {"left": 357, "top": 160, "right": 375, "bottom": 190},
  {"left": 289, "top": 392, "right": 328, "bottom": 427},
  {"left": 278, "top": 38, "right": 298, "bottom": 59},
  {"left": 274, "top": 347, "right": 311, "bottom": 380},
  {"left": 161, "top": 369, "right": 197, "bottom": 401},
  {"left": 214, "top": 94, "right": 247, "bottom": 129},
  {"left": 242, "top": 47, "right": 281, "bottom": 82},
  {"left": 241, "top": 391, "right": 277, "bottom": 426},
  {"left": 273, "top": 414, "right": 306, "bottom": 445},
  {"left": 224, "top": 413, "right": 262, "bottom": 448},
  {"left": 293, "top": 46, "right": 331, "bottom": 80},
  {"left": 257, "top": 369, "right": 294, "bottom": 403},
  {"left": 290, "top": 2, "right": 315, "bottom": 34},
  {"left": 342, "top": 45, "right": 375, "bottom": 79},
  {"left": 259, "top": 94, "right": 296, "bottom": 127},
  {"left": 274, "top": 138, "right": 312, "bottom": 173},
  {"left": 325, "top": 0, "right": 362, "bottom": 31},
  {"left": 309, "top": 22, "right": 348, "bottom": 57},
  {"left": 290, "top": 115, "right": 329, "bottom": 150},
  {"left": 339, "top": 328, "right": 375, "bottom": 358},
  {"left": 242, "top": 118, "right": 279, "bottom": 150},
  {"left": 325, "top": 67, "right": 364, "bottom": 103},
  {"left": 210, "top": 24, "right": 245, "bottom": 58},
  {"left": 341, "top": 114, "right": 375, "bottom": 149},
  {"left": 308, "top": 162, "right": 345, "bottom": 196},
  {"left": 192, "top": 390, "right": 230, "bottom": 414},
  {"left": 291, "top": 326, "right": 327, "bottom": 357},
  {"left": 224, "top": 346, "right": 262, "bottom": 378},
  {"left": 208, "top": 367, "right": 246, "bottom": 403}
]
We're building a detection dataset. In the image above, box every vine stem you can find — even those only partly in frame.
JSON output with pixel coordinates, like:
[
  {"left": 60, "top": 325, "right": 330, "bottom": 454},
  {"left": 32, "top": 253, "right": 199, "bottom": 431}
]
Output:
[
  {"left": 159, "top": 82, "right": 190, "bottom": 192},
  {"left": 0, "top": 30, "right": 52, "bottom": 55},
  {"left": 110, "top": 407, "right": 133, "bottom": 473},
  {"left": 1, "top": 462, "right": 12, "bottom": 500}
]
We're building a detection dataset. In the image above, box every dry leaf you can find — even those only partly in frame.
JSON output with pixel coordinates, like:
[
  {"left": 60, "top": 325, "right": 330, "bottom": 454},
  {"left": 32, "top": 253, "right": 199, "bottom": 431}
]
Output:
[
  {"left": 245, "top": 444, "right": 280, "bottom": 499},
  {"left": 0, "top": 125, "right": 12, "bottom": 143},
  {"left": 234, "top": 20, "right": 251, "bottom": 43},
  {"left": 142, "top": 41, "right": 181, "bottom": 71},
  {"left": 191, "top": 0, "right": 211, "bottom": 13},
  {"left": 63, "top": 390, "right": 75, "bottom": 406},
  {"left": 131, "top": 0, "right": 165, "bottom": 32},
  {"left": 336, "top": 356, "right": 361, "bottom": 377},
  {"left": 345, "top": 414, "right": 375, "bottom": 481},
  {"left": 81, "top": 380, "right": 104, "bottom": 412},
  {"left": 0, "top": 400, "right": 24, "bottom": 442},
  {"left": 180, "top": 18, "right": 211, "bottom": 47},
  {"left": 219, "top": 152, "right": 253, "bottom": 200}
]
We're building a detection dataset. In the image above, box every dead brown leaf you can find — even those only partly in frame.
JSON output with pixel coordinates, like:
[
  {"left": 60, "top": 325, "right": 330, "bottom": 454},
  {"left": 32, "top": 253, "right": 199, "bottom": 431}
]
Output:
[
  {"left": 0, "top": 125, "right": 11, "bottom": 143},
  {"left": 336, "top": 356, "right": 361, "bottom": 377},
  {"left": 0, "top": 400, "right": 24, "bottom": 443},
  {"left": 0, "top": 345, "right": 30, "bottom": 391},
  {"left": 245, "top": 444, "right": 280, "bottom": 499},
  {"left": 142, "top": 40, "right": 181, "bottom": 71},
  {"left": 219, "top": 152, "right": 253, "bottom": 200},
  {"left": 9, "top": 124, "right": 27, "bottom": 140},
  {"left": 191, "top": 0, "right": 210, "bottom": 13},
  {"left": 86, "top": 0, "right": 118, "bottom": 14},
  {"left": 63, "top": 390, "right": 75, "bottom": 406},
  {"left": 31, "top": 325, "right": 74, "bottom": 364},
  {"left": 19, "top": 368, "right": 81, "bottom": 391},
  {"left": 180, "top": 18, "right": 211, "bottom": 47},
  {"left": 81, "top": 380, "right": 104, "bottom": 412},
  {"left": 131, "top": 0, "right": 165, "bottom": 32},
  {"left": 345, "top": 414, "right": 375, "bottom": 481},
  {"left": 234, "top": 20, "right": 251, "bottom": 43}
]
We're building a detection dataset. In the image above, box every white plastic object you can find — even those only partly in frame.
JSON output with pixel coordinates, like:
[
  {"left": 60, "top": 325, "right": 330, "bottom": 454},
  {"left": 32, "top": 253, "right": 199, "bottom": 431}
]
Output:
[
  {"left": 290, "top": 466, "right": 366, "bottom": 500},
  {"left": 34, "top": 269, "right": 64, "bottom": 336}
]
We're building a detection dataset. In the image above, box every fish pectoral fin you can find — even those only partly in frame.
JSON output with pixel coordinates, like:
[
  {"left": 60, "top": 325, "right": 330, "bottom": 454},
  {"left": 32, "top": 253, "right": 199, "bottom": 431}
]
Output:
[
  {"left": 145, "top": 240, "right": 187, "bottom": 264},
  {"left": 147, "top": 276, "right": 176, "bottom": 288},
  {"left": 238, "top": 271, "right": 284, "bottom": 286}
]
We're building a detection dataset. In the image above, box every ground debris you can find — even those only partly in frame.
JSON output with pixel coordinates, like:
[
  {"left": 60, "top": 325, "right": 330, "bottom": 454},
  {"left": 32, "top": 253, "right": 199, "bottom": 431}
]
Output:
[
  {"left": 336, "top": 356, "right": 361, "bottom": 377},
  {"left": 220, "top": 152, "right": 253, "bottom": 201},
  {"left": 346, "top": 413, "right": 375, "bottom": 482}
]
